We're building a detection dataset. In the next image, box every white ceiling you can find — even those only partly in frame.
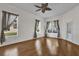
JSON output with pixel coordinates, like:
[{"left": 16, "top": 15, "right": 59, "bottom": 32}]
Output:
[{"left": 10, "top": 3, "right": 79, "bottom": 19}]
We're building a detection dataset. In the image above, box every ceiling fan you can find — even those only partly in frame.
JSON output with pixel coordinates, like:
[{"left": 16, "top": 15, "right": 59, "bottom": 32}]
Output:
[{"left": 34, "top": 3, "right": 52, "bottom": 13}]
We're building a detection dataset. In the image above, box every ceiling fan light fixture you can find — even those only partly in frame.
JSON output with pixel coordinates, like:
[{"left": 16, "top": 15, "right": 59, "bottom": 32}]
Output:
[{"left": 34, "top": 3, "right": 52, "bottom": 13}]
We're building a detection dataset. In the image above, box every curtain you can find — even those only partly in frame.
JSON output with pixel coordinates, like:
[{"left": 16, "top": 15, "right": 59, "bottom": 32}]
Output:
[
  {"left": 45, "top": 21, "right": 50, "bottom": 37},
  {"left": 33, "top": 19, "right": 40, "bottom": 38},
  {"left": 0, "top": 11, "right": 18, "bottom": 44},
  {"left": 54, "top": 20, "right": 60, "bottom": 37},
  {"left": 0, "top": 11, "right": 6, "bottom": 44}
]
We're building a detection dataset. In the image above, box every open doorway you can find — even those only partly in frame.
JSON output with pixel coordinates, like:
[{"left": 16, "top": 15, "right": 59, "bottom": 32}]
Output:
[{"left": 66, "top": 21, "right": 73, "bottom": 40}]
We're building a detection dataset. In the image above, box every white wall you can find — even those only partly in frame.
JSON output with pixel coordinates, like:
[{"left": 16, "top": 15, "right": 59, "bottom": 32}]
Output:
[
  {"left": 59, "top": 5, "right": 79, "bottom": 45},
  {"left": 0, "top": 4, "right": 44, "bottom": 47}
]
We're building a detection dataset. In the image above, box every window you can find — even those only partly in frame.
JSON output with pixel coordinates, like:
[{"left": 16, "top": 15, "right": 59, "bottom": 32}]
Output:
[
  {"left": 47, "top": 21, "right": 58, "bottom": 33},
  {"left": 2, "top": 11, "right": 19, "bottom": 37},
  {"left": 45, "top": 20, "right": 60, "bottom": 37},
  {"left": 66, "top": 22, "right": 72, "bottom": 39}
]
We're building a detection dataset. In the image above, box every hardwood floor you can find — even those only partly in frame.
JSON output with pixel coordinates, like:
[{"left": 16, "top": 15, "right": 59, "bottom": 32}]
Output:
[{"left": 0, "top": 37, "right": 79, "bottom": 56}]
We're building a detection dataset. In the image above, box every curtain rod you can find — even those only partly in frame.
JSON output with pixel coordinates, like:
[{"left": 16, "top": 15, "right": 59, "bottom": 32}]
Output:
[{"left": 2, "top": 10, "right": 19, "bottom": 16}]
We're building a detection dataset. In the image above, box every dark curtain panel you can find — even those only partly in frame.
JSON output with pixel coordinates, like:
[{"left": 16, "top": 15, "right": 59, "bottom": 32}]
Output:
[
  {"left": 53, "top": 20, "right": 60, "bottom": 37},
  {"left": 33, "top": 19, "right": 40, "bottom": 38},
  {"left": 56, "top": 20, "right": 60, "bottom": 37},
  {"left": 45, "top": 21, "right": 50, "bottom": 37},
  {"left": 0, "top": 12, "right": 6, "bottom": 44}
]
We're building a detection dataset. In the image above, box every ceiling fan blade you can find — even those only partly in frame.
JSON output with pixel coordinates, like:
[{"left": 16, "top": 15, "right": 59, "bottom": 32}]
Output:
[
  {"left": 34, "top": 5, "right": 41, "bottom": 8},
  {"left": 46, "top": 7, "right": 52, "bottom": 10},
  {"left": 36, "top": 9, "right": 41, "bottom": 11}
]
